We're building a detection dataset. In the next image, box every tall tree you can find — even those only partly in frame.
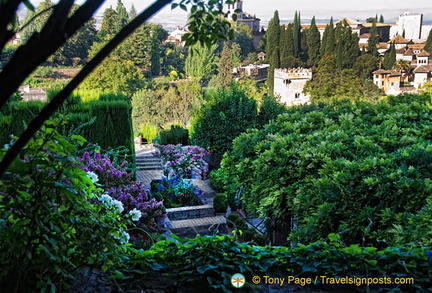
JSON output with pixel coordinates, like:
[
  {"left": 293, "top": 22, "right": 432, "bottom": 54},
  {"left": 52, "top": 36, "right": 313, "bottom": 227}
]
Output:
[
  {"left": 20, "top": 0, "right": 54, "bottom": 43},
  {"left": 266, "top": 10, "right": 281, "bottom": 64},
  {"left": 379, "top": 14, "right": 384, "bottom": 23},
  {"left": 115, "top": 0, "right": 129, "bottom": 33},
  {"left": 424, "top": 29, "right": 432, "bottom": 53},
  {"left": 149, "top": 24, "right": 169, "bottom": 75},
  {"left": 266, "top": 10, "right": 281, "bottom": 93},
  {"left": 129, "top": 3, "right": 137, "bottom": 20},
  {"left": 382, "top": 43, "right": 396, "bottom": 70},
  {"left": 268, "top": 46, "right": 280, "bottom": 94},
  {"left": 214, "top": 42, "right": 235, "bottom": 88},
  {"left": 321, "top": 17, "right": 335, "bottom": 57},
  {"left": 367, "top": 21, "right": 379, "bottom": 57},
  {"left": 185, "top": 42, "right": 217, "bottom": 83},
  {"left": 306, "top": 16, "right": 321, "bottom": 67},
  {"left": 334, "top": 20, "right": 359, "bottom": 69},
  {"left": 100, "top": 7, "right": 117, "bottom": 37},
  {"left": 292, "top": 11, "right": 301, "bottom": 58},
  {"left": 353, "top": 53, "right": 379, "bottom": 80},
  {"left": 234, "top": 23, "right": 254, "bottom": 58}
]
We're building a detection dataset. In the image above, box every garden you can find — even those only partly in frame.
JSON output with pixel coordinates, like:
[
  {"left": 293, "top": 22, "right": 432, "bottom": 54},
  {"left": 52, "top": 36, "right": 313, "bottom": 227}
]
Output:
[{"left": 1, "top": 0, "right": 432, "bottom": 291}]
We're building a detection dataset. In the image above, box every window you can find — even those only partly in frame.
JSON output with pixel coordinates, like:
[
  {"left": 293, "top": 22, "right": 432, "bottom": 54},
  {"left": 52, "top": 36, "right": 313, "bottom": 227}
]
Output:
[
  {"left": 295, "top": 93, "right": 300, "bottom": 99},
  {"left": 382, "top": 81, "right": 384, "bottom": 86}
]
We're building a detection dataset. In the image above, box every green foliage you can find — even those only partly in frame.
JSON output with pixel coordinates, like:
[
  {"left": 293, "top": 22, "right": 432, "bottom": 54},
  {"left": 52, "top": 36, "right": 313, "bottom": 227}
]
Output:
[
  {"left": 213, "top": 193, "right": 228, "bottom": 213},
  {"left": 88, "top": 100, "right": 134, "bottom": 152},
  {"left": 32, "top": 65, "right": 54, "bottom": 78},
  {"left": 233, "top": 23, "right": 254, "bottom": 58},
  {"left": 0, "top": 115, "right": 12, "bottom": 146},
  {"left": 217, "top": 97, "right": 432, "bottom": 246},
  {"left": 306, "top": 16, "right": 321, "bottom": 67},
  {"left": 353, "top": 53, "right": 379, "bottom": 80},
  {"left": 80, "top": 57, "right": 145, "bottom": 97},
  {"left": 0, "top": 118, "right": 131, "bottom": 291},
  {"left": 209, "top": 169, "right": 226, "bottom": 192},
  {"left": 159, "top": 125, "right": 189, "bottom": 145},
  {"left": 212, "top": 42, "right": 236, "bottom": 88},
  {"left": 304, "top": 54, "right": 383, "bottom": 103},
  {"left": 20, "top": 0, "right": 54, "bottom": 43},
  {"left": 257, "top": 95, "right": 287, "bottom": 127},
  {"left": 8, "top": 101, "right": 45, "bottom": 138},
  {"left": 129, "top": 234, "right": 432, "bottom": 292},
  {"left": 185, "top": 42, "right": 217, "bottom": 83},
  {"left": 191, "top": 84, "right": 257, "bottom": 154},
  {"left": 265, "top": 10, "right": 280, "bottom": 93},
  {"left": 368, "top": 21, "right": 379, "bottom": 57},
  {"left": 382, "top": 43, "right": 396, "bottom": 70}
]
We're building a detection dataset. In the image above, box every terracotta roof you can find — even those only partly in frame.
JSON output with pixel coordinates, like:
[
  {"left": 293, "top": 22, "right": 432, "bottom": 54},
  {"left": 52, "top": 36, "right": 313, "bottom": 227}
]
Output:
[
  {"left": 373, "top": 69, "right": 401, "bottom": 76},
  {"left": 413, "top": 65, "right": 432, "bottom": 73},
  {"left": 403, "top": 48, "right": 415, "bottom": 56},
  {"left": 408, "top": 43, "right": 425, "bottom": 50},
  {"left": 335, "top": 18, "right": 362, "bottom": 26},
  {"left": 362, "top": 22, "right": 391, "bottom": 27},
  {"left": 359, "top": 33, "right": 371, "bottom": 38},
  {"left": 378, "top": 42, "right": 389, "bottom": 49},
  {"left": 417, "top": 50, "right": 431, "bottom": 57},
  {"left": 395, "top": 48, "right": 406, "bottom": 54},
  {"left": 388, "top": 35, "right": 410, "bottom": 44}
]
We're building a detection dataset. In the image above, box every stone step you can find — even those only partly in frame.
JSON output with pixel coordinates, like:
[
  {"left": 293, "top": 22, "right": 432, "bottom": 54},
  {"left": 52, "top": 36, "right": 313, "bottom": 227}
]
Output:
[
  {"left": 167, "top": 204, "right": 215, "bottom": 221},
  {"left": 166, "top": 216, "right": 227, "bottom": 238}
]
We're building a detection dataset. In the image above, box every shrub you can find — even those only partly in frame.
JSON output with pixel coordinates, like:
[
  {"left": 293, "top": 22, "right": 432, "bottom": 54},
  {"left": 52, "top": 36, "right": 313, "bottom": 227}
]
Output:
[
  {"left": 217, "top": 97, "right": 432, "bottom": 246},
  {"left": 9, "top": 100, "right": 45, "bottom": 137},
  {"left": 151, "top": 177, "right": 204, "bottom": 208},
  {"left": 129, "top": 234, "right": 432, "bottom": 291},
  {"left": 191, "top": 84, "right": 257, "bottom": 154},
  {"left": 159, "top": 125, "right": 189, "bottom": 145},
  {"left": 209, "top": 169, "right": 225, "bottom": 192},
  {"left": 32, "top": 65, "right": 54, "bottom": 78},
  {"left": 226, "top": 213, "right": 241, "bottom": 228},
  {"left": 0, "top": 118, "right": 131, "bottom": 291},
  {"left": 213, "top": 193, "right": 228, "bottom": 213}
]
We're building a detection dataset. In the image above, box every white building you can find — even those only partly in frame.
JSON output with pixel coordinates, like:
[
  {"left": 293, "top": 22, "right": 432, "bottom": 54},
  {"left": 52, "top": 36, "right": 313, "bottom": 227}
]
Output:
[
  {"left": 274, "top": 68, "right": 312, "bottom": 106},
  {"left": 391, "top": 12, "right": 423, "bottom": 41}
]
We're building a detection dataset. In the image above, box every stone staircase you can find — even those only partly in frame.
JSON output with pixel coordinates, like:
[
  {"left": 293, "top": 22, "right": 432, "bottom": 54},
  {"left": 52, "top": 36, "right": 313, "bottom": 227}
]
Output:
[
  {"left": 136, "top": 154, "right": 162, "bottom": 170},
  {"left": 164, "top": 204, "right": 227, "bottom": 238}
]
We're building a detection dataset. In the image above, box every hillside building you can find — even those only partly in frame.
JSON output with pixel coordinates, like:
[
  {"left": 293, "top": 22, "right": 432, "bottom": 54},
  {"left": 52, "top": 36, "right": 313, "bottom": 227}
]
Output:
[
  {"left": 273, "top": 68, "right": 312, "bottom": 106},
  {"left": 390, "top": 12, "right": 423, "bottom": 41},
  {"left": 224, "top": 0, "right": 261, "bottom": 33}
]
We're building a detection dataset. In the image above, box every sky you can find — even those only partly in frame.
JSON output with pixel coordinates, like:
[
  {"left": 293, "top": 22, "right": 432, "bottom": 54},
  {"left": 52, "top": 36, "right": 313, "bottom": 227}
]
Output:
[
  {"left": 27, "top": 0, "right": 432, "bottom": 26},
  {"left": 97, "top": 0, "right": 432, "bottom": 25}
]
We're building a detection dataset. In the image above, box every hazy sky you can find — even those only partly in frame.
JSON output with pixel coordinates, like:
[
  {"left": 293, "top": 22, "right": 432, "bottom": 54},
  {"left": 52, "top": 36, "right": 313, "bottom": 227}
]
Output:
[
  {"left": 29, "top": 0, "right": 432, "bottom": 25},
  {"left": 98, "top": 0, "right": 432, "bottom": 24}
]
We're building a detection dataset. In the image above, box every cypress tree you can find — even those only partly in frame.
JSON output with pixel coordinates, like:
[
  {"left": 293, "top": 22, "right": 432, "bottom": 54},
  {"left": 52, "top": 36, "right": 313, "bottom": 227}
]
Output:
[
  {"left": 382, "top": 43, "right": 396, "bottom": 69},
  {"left": 129, "top": 3, "right": 137, "bottom": 20},
  {"left": 266, "top": 11, "right": 281, "bottom": 92},
  {"left": 306, "top": 16, "right": 321, "bottom": 67},
  {"left": 324, "top": 18, "right": 335, "bottom": 56},
  {"left": 100, "top": 7, "right": 117, "bottom": 36},
  {"left": 425, "top": 29, "right": 432, "bottom": 53},
  {"left": 115, "top": 0, "right": 129, "bottom": 33},
  {"left": 266, "top": 10, "right": 281, "bottom": 65},
  {"left": 368, "top": 21, "right": 379, "bottom": 57},
  {"left": 379, "top": 14, "right": 384, "bottom": 23},
  {"left": 293, "top": 11, "right": 301, "bottom": 58},
  {"left": 215, "top": 42, "right": 234, "bottom": 88},
  {"left": 279, "top": 26, "right": 289, "bottom": 68},
  {"left": 268, "top": 46, "right": 280, "bottom": 95}
]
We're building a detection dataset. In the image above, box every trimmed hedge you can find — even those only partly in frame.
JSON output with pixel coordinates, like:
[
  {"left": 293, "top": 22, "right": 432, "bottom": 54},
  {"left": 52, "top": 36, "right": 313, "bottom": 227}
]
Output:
[{"left": 0, "top": 94, "right": 134, "bottom": 155}]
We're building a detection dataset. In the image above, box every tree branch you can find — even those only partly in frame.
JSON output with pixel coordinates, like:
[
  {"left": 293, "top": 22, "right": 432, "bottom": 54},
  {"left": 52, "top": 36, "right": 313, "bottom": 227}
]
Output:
[
  {"left": 0, "top": 0, "right": 173, "bottom": 178},
  {"left": 0, "top": 0, "right": 104, "bottom": 109}
]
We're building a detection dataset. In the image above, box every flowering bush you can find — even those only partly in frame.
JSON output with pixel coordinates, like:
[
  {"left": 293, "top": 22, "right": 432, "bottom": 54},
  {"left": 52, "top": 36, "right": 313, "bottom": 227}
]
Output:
[
  {"left": 151, "top": 176, "right": 204, "bottom": 208},
  {"left": 77, "top": 151, "right": 164, "bottom": 234},
  {"left": 0, "top": 118, "right": 132, "bottom": 291},
  {"left": 154, "top": 144, "right": 208, "bottom": 179}
]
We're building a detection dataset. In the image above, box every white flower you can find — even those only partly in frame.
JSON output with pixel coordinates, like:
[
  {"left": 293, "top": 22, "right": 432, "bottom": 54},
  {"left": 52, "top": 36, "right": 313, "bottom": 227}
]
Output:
[
  {"left": 111, "top": 199, "right": 124, "bottom": 213},
  {"left": 3, "top": 144, "right": 10, "bottom": 149},
  {"left": 120, "top": 230, "right": 130, "bottom": 244},
  {"left": 86, "top": 171, "right": 99, "bottom": 183},
  {"left": 112, "top": 230, "right": 130, "bottom": 244},
  {"left": 128, "top": 208, "right": 142, "bottom": 221},
  {"left": 99, "top": 193, "right": 113, "bottom": 204}
]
